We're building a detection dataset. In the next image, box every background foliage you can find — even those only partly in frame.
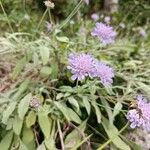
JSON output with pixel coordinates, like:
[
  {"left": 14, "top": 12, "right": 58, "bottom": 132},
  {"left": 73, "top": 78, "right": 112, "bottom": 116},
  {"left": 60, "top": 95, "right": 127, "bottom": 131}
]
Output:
[{"left": 0, "top": 0, "right": 150, "bottom": 149}]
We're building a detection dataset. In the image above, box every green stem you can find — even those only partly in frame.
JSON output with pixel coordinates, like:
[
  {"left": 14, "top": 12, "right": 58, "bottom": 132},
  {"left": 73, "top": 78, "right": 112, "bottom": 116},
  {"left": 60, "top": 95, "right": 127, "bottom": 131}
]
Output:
[
  {"left": 0, "top": 0, "right": 14, "bottom": 33},
  {"left": 37, "top": 8, "right": 48, "bottom": 31},
  {"left": 58, "top": 0, "right": 83, "bottom": 29}
]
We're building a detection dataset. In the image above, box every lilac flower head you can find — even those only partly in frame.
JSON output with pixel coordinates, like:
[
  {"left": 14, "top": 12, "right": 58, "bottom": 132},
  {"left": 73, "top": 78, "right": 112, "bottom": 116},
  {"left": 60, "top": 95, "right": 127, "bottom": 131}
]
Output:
[
  {"left": 91, "top": 13, "right": 99, "bottom": 21},
  {"left": 67, "top": 53, "right": 96, "bottom": 81},
  {"left": 127, "top": 95, "right": 150, "bottom": 131},
  {"left": 91, "top": 22, "right": 117, "bottom": 45},
  {"left": 104, "top": 16, "right": 111, "bottom": 24},
  {"left": 30, "top": 96, "right": 41, "bottom": 108},
  {"left": 94, "top": 61, "right": 114, "bottom": 86}
]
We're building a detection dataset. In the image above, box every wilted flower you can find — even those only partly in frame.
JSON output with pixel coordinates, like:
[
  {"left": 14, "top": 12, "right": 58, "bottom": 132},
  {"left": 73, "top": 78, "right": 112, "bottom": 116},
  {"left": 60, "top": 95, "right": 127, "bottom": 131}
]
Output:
[
  {"left": 91, "top": 22, "right": 117, "bottom": 45},
  {"left": 127, "top": 95, "right": 150, "bottom": 131},
  {"left": 30, "top": 96, "right": 41, "bottom": 108},
  {"left": 119, "top": 23, "right": 125, "bottom": 29},
  {"left": 45, "top": 21, "right": 52, "bottom": 32},
  {"left": 84, "top": 0, "right": 89, "bottom": 5},
  {"left": 94, "top": 61, "right": 114, "bottom": 86},
  {"left": 139, "top": 28, "right": 147, "bottom": 38},
  {"left": 44, "top": 0, "right": 55, "bottom": 8},
  {"left": 104, "top": 16, "right": 110, "bottom": 24},
  {"left": 91, "top": 13, "right": 99, "bottom": 21},
  {"left": 67, "top": 53, "right": 96, "bottom": 81}
]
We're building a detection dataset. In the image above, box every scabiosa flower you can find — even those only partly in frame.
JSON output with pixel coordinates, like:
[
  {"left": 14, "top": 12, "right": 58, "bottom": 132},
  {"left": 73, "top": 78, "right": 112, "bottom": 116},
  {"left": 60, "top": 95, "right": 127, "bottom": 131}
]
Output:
[
  {"left": 91, "top": 13, "right": 99, "bottom": 21},
  {"left": 91, "top": 22, "right": 117, "bottom": 45},
  {"left": 127, "top": 95, "right": 150, "bottom": 131},
  {"left": 67, "top": 53, "right": 96, "bottom": 81},
  {"left": 94, "top": 61, "right": 114, "bottom": 86}
]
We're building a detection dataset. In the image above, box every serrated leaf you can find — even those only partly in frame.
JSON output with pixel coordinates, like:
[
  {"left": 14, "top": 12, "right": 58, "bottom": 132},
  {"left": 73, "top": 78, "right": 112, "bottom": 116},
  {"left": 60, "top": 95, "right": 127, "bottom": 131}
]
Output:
[
  {"left": 18, "top": 93, "right": 32, "bottom": 120},
  {"left": 82, "top": 96, "right": 91, "bottom": 115},
  {"left": 0, "top": 131, "right": 13, "bottom": 150},
  {"left": 13, "top": 115, "right": 23, "bottom": 135},
  {"left": 2, "top": 101, "right": 17, "bottom": 124},
  {"left": 40, "top": 46, "right": 50, "bottom": 65},
  {"left": 26, "top": 111, "right": 36, "bottom": 128},
  {"left": 38, "top": 113, "right": 51, "bottom": 139},
  {"left": 91, "top": 100, "right": 101, "bottom": 123}
]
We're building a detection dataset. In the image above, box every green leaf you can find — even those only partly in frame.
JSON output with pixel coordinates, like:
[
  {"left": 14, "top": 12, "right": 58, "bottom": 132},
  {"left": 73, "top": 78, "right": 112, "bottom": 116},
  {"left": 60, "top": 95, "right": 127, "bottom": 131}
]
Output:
[
  {"left": 91, "top": 100, "right": 101, "bottom": 123},
  {"left": 19, "top": 140, "right": 28, "bottom": 150},
  {"left": 12, "top": 57, "right": 26, "bottom": 79},
  {"left": 51, "top": 62, "right": 58, "bottom": 79},
  {"left": 65, "top": 120, "right": 87, "bottom": 149},
  {"left": 26, "top": 111, "right": 36, "bottom": 128},
  {"left": 40, "top": 66, "right": 52, "bottom": 77},
  {"left": 100, "top": 117, "right": 131, "bottom": 150},
  {"left": 68, "top": 108, "right": 81, "bottom": 124},
  {"left": 22, "top": 127, "right": 36, "bottom": 150},
  {"left": 54, "top": 102, "right": 70, "bottom": 121},
  {"left": 38, "top": 112, "right": 51, "bottom": 139},
  {"left": 12, "top": 79, "right": 30, "bottom": 101},
  {"left": 101, "top": 98, "right": 113, "bottom": 123},
  {"left": 2, "top": 101, "right": 17, "bottom": 124},
  {"left": 40, "top": 46, "right": 50, "bottom": 65},
  {"left": 112, "top": 102, "right": 122, "bottom": 120},
  {"left": 18, "top": 93, "right": 32, "bottom": 120},
  {"left": 45, "top": 138, "right": 56, "bottom": 150},
  {"left": 37, "top": 143, "right": 46, "bottom": 150},
  {"left": 56, "top": 36, "right": 69, "bottom": 43},
  {"left": 0, "top": 97, "right": 9, "bottom": 104},
  {"left": 68, "top": 97, "right": 80, "bottom": 112},
  {"left": 33, "top": 52, "right": 39, "bottom": 66},
  {"left": 0, "top": 131, "right": 13, "bottom": 150},
  {"left": 13, "top": 115, "right": 23, "bottom": 135},
  {"left": 82, "top": 96, "right": 91, "bottom": 115}
]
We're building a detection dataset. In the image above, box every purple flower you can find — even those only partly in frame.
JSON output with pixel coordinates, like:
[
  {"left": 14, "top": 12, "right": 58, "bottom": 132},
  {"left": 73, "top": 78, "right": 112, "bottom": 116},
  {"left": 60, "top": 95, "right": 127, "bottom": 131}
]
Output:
[
  {"left": 104, "top": 16, "right": 110, "bottom": 24},
  {"left": 127, "top": 95, "right": 150, "bottom": 131},
  {"left": 91, "top": 13, "right": 99, "bottom": 21},
  {"left": 67, "top": 53, "right": 96, "bottom": 81},
  {"left": 91, "top": 22, "right": 117, "bottom": 45},
  {"left": 94, "top": 61, "right": 114, "bottom": 86}
]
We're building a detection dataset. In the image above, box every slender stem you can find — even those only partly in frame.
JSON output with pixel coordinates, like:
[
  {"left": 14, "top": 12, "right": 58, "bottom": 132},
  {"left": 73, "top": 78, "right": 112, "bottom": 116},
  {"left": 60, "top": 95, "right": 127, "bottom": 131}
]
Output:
[
  {"left": 37, "top": 8, "right": 48, "bottom": 31},
  {"left": 58, "top": 0, "right": 83, "bottom": 29},
  {"left": 57, "top": 120, "right": 65, "bottom": 150},
  {"left": 0, "top": 1, "right": 14, "bottom": 33},
  {"left": 48, "top": 8, "right": 53, "bottom": 23}
]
